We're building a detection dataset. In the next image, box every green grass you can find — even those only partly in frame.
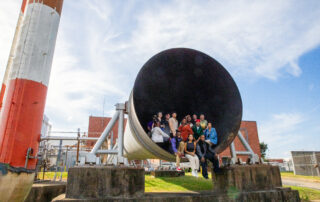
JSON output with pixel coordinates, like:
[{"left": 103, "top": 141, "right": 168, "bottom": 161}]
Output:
[
  {"left": 145, "top": 173, "right": 212, "bottom": 192},
  {"left": 37, "top": 171, "right": 68, "bottom": 180},
  {"left": 284, "top": 186, "right": 320, "bottom": 201},
  {"left": 281, "top": 172, "right": 320, "bottom": 183}
]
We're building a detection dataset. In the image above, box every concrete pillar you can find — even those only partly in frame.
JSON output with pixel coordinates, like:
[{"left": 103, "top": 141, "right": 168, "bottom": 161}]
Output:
[
  {"left": 66, "top": 166, "right": 144, "bottom": 199},
  {"left": 212, "top": 165, "right": 282, "bottom": 193}
]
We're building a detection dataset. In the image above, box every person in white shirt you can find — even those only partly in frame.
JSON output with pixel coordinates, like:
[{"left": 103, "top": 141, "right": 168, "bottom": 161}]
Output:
[{"left": 152, "top": 121, "right": 170, "bottom": 150}]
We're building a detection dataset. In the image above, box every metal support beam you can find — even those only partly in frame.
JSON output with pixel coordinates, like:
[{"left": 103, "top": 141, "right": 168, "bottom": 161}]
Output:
[
  {"left": 230, "top": 142, "right": 237, "bottom": 164},
  {"left": 228, "top": 130, "right": 259, "bottom": 164},
  {"left": 117, "top": 103, "right": 125, "bottom": 159},
  {"left": 91, "top": 110, "right": 120, "bottom": 154},
  {"left": 96, "top": 150, "right": 118, "bottom": 154},
  {"left": 41, "top": 136, "right": 99, "bottom": 141}
]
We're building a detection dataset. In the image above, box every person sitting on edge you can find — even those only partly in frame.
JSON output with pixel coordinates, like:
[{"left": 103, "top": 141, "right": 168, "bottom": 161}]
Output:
[
  {"left": 192, "top": 119, "right": 203, "bottom": 142},
  {"left": 147, "top": 116, "right": 155, "bottom": 137},
  {"left": 196, "top": 134, "right": 220, "bottom": 179},
  {"left": 203, "top": 122, "right": 218, "bottom": 146},
  {"left": 169, "top": 131, "right": 184, "bottom": 171},
  {"left": 178, "top": 118, "right": 194, "bottom": 141},
  {"left": 169, "top": 112, "right": 178, "bottom": 137},
  {"left": 184, "top": 134, "right": 200, "bottom": 177},
  {"left": 151, "top": 121, "right": 170, "bottom": 150},
  {"left": 192, "top": 114, "right": 197, "bottom": 125},
  {"left": 199, "top": 114, "right": 208, "bottom": 131}
]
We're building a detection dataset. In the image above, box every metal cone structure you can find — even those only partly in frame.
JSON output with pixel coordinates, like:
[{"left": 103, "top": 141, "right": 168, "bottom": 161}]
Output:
[
  {"left": 0, "top": 1, "right": 63, "bottom": 201},
  {"left": 123, "top": 48, "right": 243, "bottom": 161}
]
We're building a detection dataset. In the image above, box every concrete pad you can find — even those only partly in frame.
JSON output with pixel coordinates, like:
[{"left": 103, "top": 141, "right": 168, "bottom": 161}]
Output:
[
  {"left": 212, "top": 165, "right": 282, "bottom": 193},
  {"left": 53, "top": 187, "right": 300, "bottom": 202},
  {"left": 66, "top": 166, "right": 144, "bottom": 199}
]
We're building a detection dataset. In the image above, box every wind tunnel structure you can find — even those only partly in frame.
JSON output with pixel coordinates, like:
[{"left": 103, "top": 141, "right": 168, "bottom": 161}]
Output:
[{"left": 123, "top": 48, "right": 242, "bottom": 161}]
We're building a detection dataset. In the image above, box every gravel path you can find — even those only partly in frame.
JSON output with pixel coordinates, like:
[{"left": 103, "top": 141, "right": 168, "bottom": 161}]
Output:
[{"left": 282, "top": 177, "right": 320, "bottom": 190}]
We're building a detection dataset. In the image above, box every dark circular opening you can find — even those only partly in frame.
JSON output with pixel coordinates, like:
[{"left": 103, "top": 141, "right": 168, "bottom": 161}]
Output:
[{"left": 133, "top": 48, "right": 242, "bottom": 153}]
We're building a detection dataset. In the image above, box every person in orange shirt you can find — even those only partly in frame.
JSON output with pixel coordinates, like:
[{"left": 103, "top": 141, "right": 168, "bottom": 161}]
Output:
[{"left": 178, "top": 118, "right": 194, "bottom": 141}]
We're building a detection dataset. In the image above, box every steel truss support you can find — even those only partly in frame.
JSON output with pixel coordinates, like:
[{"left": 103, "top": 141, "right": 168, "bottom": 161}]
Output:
[
  {"left": 89, "top": 103, "right": 126, "bottom": 165},
  {"left": 230, "top": 131, "right": 259, "bottom": 164}
]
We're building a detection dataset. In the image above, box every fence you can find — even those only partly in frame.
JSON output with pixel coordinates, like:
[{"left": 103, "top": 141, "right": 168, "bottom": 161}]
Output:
[{"left": 291, "top": 151, "right": 320, "bottom": 177}]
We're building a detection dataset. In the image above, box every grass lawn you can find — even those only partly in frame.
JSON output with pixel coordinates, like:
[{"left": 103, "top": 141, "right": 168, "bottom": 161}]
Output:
[
  {"left": 145, "top": 173, "right": 212, "bottom": 192},
  {"left": 284, "top": 186, "right": 320, "bottom": 201},
  {"left": 37, "top": 171, "right": 320, "bottom": 200},
  {"left": 37, "top": 171, "right": 68, "bottom": 181},
  {"left": 281, "top": 172, "right": 320, "bottom": 183}
]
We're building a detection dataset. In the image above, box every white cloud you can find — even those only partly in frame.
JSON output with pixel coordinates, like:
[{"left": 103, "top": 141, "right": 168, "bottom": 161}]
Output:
[
  {"left": 0, "top": 1, "right": 20, "bottom": 80},
  {"left": 1, "top": 0, "right": 320, "bottom": 133},
  {"left": 258, "top": 113, "right": 305, "bottom": 158}
]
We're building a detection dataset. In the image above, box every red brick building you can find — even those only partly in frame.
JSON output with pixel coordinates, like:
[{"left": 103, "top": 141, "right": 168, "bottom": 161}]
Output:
[
  {"left": 87, "top": 116, "right": 261, "bottom": 162},
  {"left": 219, "top": 121, "right": 261, "bottom": 162},
  {"left": 87, "top": 116, "right": 127, "bottom": 147}
]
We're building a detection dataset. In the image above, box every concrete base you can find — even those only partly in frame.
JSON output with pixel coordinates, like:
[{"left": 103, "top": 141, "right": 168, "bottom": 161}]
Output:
[
  {"left": 151, "top": 170, "right": 185, "bottom": 177},
  {"left": 53, "top": 187, "right": 300, "bottom": 202},
  {"left": 66, "top": 166, "right": 144, "bottom": 199},
  {"left": 0, "top": 168, "right": 34, "bottom": 202},
  {"left": 25, "top": 181, "right": 66, "bottom": 202},
  {"left": 213, "top": 165, "right": 282, "bottom": 193},
  {"left": 54, "top": 165, "right": 300, "bottom": 202}
]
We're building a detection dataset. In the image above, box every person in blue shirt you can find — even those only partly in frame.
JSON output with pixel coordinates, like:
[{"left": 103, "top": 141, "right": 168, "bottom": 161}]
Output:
[{"left": 203, "top": 122, "right": 218, "bottom": 146}]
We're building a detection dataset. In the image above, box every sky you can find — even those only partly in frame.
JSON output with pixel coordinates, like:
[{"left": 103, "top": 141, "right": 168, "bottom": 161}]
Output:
[{"left": 0, "top": 0, "right": 319, "bottom": 158}]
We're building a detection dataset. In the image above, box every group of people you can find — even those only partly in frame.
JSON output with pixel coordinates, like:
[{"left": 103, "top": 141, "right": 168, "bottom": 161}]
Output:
[{"left": 147, "top": 112, "right": 220, "bottom": 178}]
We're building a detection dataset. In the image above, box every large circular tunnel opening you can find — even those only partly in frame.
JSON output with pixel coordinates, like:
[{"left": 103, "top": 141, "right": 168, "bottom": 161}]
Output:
[{"left": 132, "top": 48, "right": 242, "bottom": 154}]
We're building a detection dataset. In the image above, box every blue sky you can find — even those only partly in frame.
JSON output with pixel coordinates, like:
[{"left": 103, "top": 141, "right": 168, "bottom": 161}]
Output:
[{"left": 0, "top": 0, "right": 319, "bottom": 158}]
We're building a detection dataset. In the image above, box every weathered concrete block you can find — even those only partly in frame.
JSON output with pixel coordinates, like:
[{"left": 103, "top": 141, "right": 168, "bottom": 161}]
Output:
[
  {"left": 66, "top": 166, "right": 144, "bottom": 199},
  {"left": 53, "top": 187, "right": 300, "bottom": 202},
  {"left": 25, "top": 181, "right": 66, "bottom": 202},
  {"left": 212, "top": 165, "right": 282, "bottom": 193},
  {"left": 151, "top": 170, "right": 185, "bottom": 177}
]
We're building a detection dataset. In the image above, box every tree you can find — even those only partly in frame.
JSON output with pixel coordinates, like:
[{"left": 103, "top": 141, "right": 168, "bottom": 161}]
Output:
[{"left": 260, "top": 142, "right": 268, "bottom": 160}]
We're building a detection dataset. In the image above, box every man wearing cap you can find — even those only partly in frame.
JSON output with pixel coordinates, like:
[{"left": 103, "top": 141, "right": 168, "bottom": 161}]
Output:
[{"left": 192, "top": 119, "right": 203, "bottom": 142}]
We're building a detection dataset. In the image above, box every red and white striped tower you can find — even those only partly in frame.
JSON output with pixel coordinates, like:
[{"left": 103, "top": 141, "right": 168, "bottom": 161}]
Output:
[{"left": 0, "top": 1, "right": 63, "bottom": 201}]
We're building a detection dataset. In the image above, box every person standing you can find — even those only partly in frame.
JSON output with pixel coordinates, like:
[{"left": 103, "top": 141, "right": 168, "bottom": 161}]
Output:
[
  {"left": 157, "top": 112, "right": 165, "bottom": 128},
  {"left": 192, "top": 119, "right": 203, "bottom": 142},
  {"left": 186, "top": 115, "right": 193, "bottom": 128},
  {"left": 199, "top": 114, "right": 208, "bottom": 131},
  {"left": 196, "top": 135, "right": 220, "bottom": 179},
  {"left": 178, "top": 118, "right": 193, "bottom": 141},
  {"left": 170, "top": 131, "right": 184, "bottom": 171},
  {"left": 163, "top": 113, "right": 171, "bottom": 135},
  {"left": 184, "top": 134, "right": 200, "bottom": 177},
  {"left": 203, "top": 122, "right": 218, "bottom": 146},
  {"left": 192, "top": 114, "right": 198, "bottom": 125},
  {"left": 169, "top": 112, "right": 178, "bottom": 137}
]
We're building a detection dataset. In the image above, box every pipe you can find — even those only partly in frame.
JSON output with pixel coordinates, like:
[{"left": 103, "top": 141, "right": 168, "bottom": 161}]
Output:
[
  {"left": 0, "top": 1, "right": 64, "bottom": 201},
  {"left": 117, "top": 104, "right": 125, "bottom": 157},
  {"left": 123, "top": 48, "right": 242, "bottom": 161},
  {"left": 41, "top": 136, "right": 100, "bottom": 141}
]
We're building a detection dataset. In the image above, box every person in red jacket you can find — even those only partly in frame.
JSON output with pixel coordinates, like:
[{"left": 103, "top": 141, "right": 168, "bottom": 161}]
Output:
[{"left": 178, "top": 118, "right": 194, "bottom": 141}]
